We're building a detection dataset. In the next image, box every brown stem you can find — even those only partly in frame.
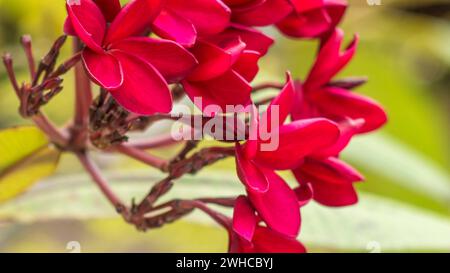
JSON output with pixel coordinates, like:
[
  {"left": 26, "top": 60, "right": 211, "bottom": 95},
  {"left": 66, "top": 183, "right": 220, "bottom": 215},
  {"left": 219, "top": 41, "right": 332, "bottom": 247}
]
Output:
[
  {"left": 127, "top": 134, "right": 183, "bottom": 150},
  {"left": 252, "top": 82, "right": 284, "bottom": 92},
  {"left": 72, "top": 38, "right": 92, "bottom": 149},
  {"left": 2, "top": 53, "right": 21, "bottom": 97},
  {"left": 32, "top": 112, "right": 69, "bottom": 147},
  {"left": 76, "top": 152, "right": 127, "bottom": 214},
  {"left": 115, "top": 144, "right": 169, "bottom": 171},
  {"left": 20, "top": 35, "right": 36, "bottom": 81}
]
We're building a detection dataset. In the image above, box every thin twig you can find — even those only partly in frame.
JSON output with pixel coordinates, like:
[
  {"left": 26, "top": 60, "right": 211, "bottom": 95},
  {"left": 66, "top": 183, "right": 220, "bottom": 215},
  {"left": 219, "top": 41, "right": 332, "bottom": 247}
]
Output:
[
  {"left": 76, "top": 152, "right": 128, "bottom": 214},
  {"left": 115, "top": 144, "right": 169, "bottom": 171}
]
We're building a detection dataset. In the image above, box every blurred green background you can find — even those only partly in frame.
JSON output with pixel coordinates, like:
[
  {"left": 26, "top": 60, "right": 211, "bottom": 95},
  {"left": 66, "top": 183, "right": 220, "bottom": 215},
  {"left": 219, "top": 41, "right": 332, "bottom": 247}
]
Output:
[{"left": 0, "top": 0, "right": 449, "bottom": 253}]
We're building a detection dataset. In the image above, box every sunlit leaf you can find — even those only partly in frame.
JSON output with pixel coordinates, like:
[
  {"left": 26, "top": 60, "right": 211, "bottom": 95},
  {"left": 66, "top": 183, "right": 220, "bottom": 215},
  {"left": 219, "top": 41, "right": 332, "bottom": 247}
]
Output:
[{"left": 0, "top": 126, "right": 61, "bottom": 203}]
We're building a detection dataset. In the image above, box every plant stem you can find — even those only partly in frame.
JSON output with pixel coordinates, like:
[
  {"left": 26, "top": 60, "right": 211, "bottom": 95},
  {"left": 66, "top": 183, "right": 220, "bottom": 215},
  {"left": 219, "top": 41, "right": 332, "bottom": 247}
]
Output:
[
  {"left": 115, "top": 144, "right": 169, "bottom": 171},
  {"left": 252, "top": 82, "right": 284, "bottom": 92},
  {"left": 32, "top": 111, "right": 69, "bottom": 147},
  {"left": 72, "top": 38, "right": 92, "bottom": 149},
  {"left": 77, "top": 152, "right": 127, "bottom": 213},
  {"left": 127, "top": 134, "right": 183, "bottom": 150},
  {"left": 20, "top": 35, "right": 36, "bottom": 81}
]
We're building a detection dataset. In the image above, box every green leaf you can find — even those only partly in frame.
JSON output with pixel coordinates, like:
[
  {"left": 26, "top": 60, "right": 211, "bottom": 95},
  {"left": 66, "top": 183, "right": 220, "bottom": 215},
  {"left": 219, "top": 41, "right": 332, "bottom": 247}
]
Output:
[
  {"left": 344, "top": 133, "right": 450, "bottom": 205},
  {"left": 0, "top": 170, "right": 449, "bottom": 252},
  {"left": 0, "top": 126, "right": 61, "bottom": 203}
]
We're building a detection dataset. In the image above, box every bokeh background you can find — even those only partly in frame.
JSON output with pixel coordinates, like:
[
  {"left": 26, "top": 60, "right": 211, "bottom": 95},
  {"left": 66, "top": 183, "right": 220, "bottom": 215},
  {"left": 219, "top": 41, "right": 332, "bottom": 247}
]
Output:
[{"left": 0, "top": 0, "right": 449, "bottom": 252}]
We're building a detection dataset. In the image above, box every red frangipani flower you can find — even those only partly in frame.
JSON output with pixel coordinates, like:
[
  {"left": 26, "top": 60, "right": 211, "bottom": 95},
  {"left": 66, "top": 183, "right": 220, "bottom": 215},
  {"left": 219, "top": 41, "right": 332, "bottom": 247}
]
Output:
[
  {"left": 277, "top": 0, "right": 347, "bottom": 38},
  {"left": 65, "top": 0, "right": 197, "bottom": 115},
  {"left": 152, "top": 0, "right": 231, "bottom": 47},
  {"left": 229, "top": 196, "right": 306, "bottom": 253},
  {"left": 292, "top": 28, "right": 387, "bottom": 134},
  {"left": 234, "top": 74, "right": 340, "bottom": 237}
]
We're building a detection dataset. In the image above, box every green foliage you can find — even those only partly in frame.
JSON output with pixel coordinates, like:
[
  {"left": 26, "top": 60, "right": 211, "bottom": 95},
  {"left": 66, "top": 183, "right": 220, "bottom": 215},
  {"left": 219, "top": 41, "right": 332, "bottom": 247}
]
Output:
[{"left": 0, "top": 127, "right": 60, "bottom": 203}]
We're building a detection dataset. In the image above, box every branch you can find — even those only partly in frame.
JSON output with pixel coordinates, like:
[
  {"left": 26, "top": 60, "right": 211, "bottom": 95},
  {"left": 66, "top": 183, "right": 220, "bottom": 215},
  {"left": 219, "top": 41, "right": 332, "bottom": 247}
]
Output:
[
  {"left": 115, "top": 144, "right": 169, "bottom": 171},
  {"left": 76, "top": 152, "right": 128, "bottom": 214}
]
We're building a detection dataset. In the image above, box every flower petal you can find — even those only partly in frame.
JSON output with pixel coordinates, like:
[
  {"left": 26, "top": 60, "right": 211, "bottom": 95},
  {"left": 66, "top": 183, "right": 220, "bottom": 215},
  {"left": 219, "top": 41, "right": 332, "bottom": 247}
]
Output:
[
  {"left": 255, "top": 118, "right": 340, "bottom": 170},
  {"left": 305, "top": 28, "right": 358, "bottom": 90},
  {"left": 261, "top": 73, "right": 295, "bottom": 132},
  {"left": 105, "top": 0, "right": 163, "bottom": 44},
  {"left": 213, "top": 24, "right": 274, "bottom": 55},
  {"left": 111, "top": 37, "right": 197, "bottom": 83},
  {"left": 276, "top": 8, "right": 332, "bottom": 38},
  {"left": 247, "top": 169, "right": 301, "bottom": 237},
  {"left": 232, "top": 0, "right": 293, "bottom": 26},
  {"left": 315, "top": 118, "right": 364, "bottom": 157},
  {"left": 109, "top": 51, "right": 172, "bottom": 115},
  {"left": 94, "top": 0, "right": 121, "bottom": 22},
  {"left": 183, "top": 70, "right": 252, "bottom": 112},
  {"left": 235, "top": 143, "right": 269, "bottom": 193},
  {"left": 66, "top": 0, "right": 105, "bottom": 53},
  {"left": 152, "top": 9, "right": 197, "bottom": 47},
  {"left": 293, "top": 157, "right": 362, "bottom": 207},
  {"left": 165, "top": 0, "right": 231, "bottom": 35},
  {"left": 82, "top": 48, "right": 123, "bottom": 89},
  {"left": 251, "top": 227, "right": 307, "bottom": 253},
  {"left": 232, "top": 50, "right": 261, "bottom": 82},
  {"left": 188, "top": 39, "right": 246, "bottom": 82},
  {"left": 313, "top": 87, "right": 388, "bottom": 133},
  {"left": 232, "top": 196, "right": 258, "bottom": 242}
]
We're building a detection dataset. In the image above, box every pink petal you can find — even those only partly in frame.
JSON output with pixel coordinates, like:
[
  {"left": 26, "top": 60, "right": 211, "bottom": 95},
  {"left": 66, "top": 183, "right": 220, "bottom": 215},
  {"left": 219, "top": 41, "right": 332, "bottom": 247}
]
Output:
[
  {"left": 293, "top": 157, "right": 362, "bottom": 207},
  {"left": 183, "top": 70, "right": 252, "bottom": 112},
  {"left": 105, "top": 0, "right": 163, "bottom": 44},
  {"left": 232, "top": 0, "right": 293, "bottom": 26},
  {"left": 289, "top": 0, "right": 326, "bottom": 12},
  {"left": 243, "top": 104, "right": 260, "bottom": 159},
  {"left": 111, "top": 37, "right": 197, "bottom": 83},
  {"left": 213, "top": 24, "right": 274, "bottom": 55},
  {"left": 261, "top": 73, "right": 295, "bottom": 132},
  {"left": 94, "top": 0, "right": 121, "bottom": 22},
  {"left": 188, "top": 39, "right": 246, "bottom": 82},
  {"left": 294, "top": 183, "right": 313, "bottom": 207},
  {"left": 294, "top": 157, "right": 363, "bottom": 186},
  {"left": 313, "top": 87, "right": 388, "bottom": 133},
  {"left": 165, "top": 0, "right": 231, "bottom": 36},
  {"left": 313, "top": 181, "right": 358, "bottom": 207},
  {"left": 232, "top": 196, "right": 258, "bottom": 242},
  {"left": 66, "top": 0, "right": 105, "bottom": 53},
  {"left": 251, "top": 227, "right": 307, "bottom": 253},
  {"left": 255, "top": 118, "right": 340, "bottom": 170},
  {"left": 152, "top": 9, "right": 197, "bottom": 47},
  {"left": 325, "top": 0, "right": 347, "bottom": 26},
  {"left": 315, "top": 118, "right": 364, "bottom": 157},
  {"left": 276, "top": 8, "right": 332, "bottom": 38},
  {"left": 63, "top": 17, "right": 77, "bottom": 36},
  {"left": 305, "top": 28, "right": 358, "bottom": 90},
  {"left": 82, "top": 48, "right": 123, "bottom": 89},
  {"left": 235, "top": 143, "right": 269, "bottom": 193},
  {"left": 232, "top": 50, "right": 261, "bottom": 82},
  {"left": 247, "top": 169, "right": 301, "bottom": 237},
  {"left": 109, "top": 51, "right": 172, "bottom": 115}
]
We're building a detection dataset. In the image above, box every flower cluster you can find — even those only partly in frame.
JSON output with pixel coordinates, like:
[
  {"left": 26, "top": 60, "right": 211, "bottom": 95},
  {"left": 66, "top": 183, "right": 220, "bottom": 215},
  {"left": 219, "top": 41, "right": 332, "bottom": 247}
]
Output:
[
  {"left": 3, "top": 0, "right": 386, "bottom": 253},
  {"left": 63, "top": 0, "right": 387, "bottom": 253}
]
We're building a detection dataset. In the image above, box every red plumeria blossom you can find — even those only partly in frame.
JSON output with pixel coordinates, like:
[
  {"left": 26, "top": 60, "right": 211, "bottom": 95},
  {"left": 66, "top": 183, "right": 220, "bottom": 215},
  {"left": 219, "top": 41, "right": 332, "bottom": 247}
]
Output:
[
  {"left": 234, "top": 74, "right": 340, "bottom": 238},
  {"left": 152, "top": 0, "right": 231, "bottom": 47},
  {"left": 229, "top": 196, "right": 306, "bottom": 253},
  {"left": 291, "top": 28, "right": 388, "bottom": 134},
  {"left": 65, "top": 0, "right": 197, "bottom": 115},
  {"left": 277, "top": 0, "right": 347, "bottom": 38}
]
